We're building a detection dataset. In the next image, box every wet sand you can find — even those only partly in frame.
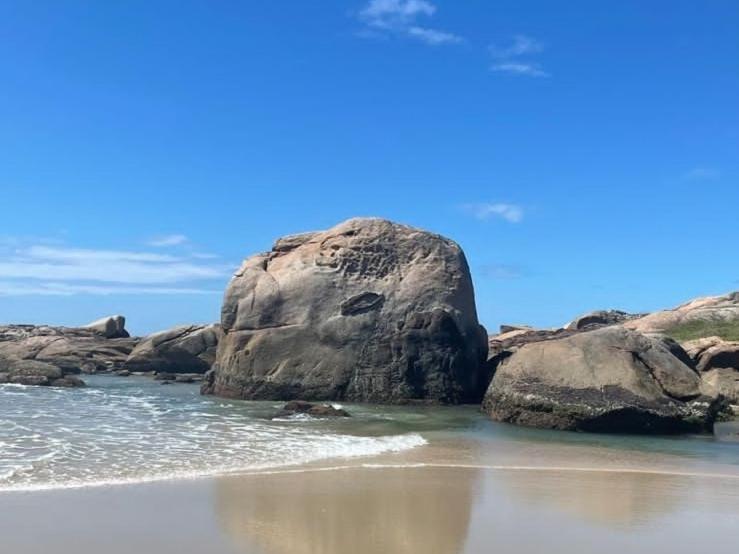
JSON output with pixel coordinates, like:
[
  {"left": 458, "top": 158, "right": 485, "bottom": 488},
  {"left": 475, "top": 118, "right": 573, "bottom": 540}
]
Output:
[{"left": 1, "top": 433, "right": 738, "bottom": 554}]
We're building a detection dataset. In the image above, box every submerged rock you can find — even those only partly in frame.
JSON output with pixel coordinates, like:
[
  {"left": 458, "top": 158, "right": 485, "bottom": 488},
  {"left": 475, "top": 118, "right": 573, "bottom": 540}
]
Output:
[
  {"left": 483, "top": 326, "right": 729, "bottom": 434},
  {"left": 274, "top": 400, "right": 351, "bottom": 418},
  {"left": 123, "top": 324, "right": 220, "bottom": 374},
  {"left": 203, "top": 217, "right": 488, "bottom": 404}
]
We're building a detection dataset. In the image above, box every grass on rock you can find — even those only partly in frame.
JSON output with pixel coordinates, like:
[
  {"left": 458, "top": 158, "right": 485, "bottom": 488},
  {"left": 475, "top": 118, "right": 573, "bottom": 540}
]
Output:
[{"left": 666, "top": 319, "right": 739, "bottom": 342}]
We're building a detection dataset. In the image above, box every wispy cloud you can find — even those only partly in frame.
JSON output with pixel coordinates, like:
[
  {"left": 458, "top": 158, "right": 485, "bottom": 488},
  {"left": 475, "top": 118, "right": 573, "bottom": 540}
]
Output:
[
  {"left": 489, "top": 35, "right": 549, "bottom": 77},
  {"left": 490, "top": 62, "right": 548, "bottom": 78},
  {"left": 358, "top": 0, "right": 462, "bottom": 45},
  {"left": 0, "top": 282, "right": 220, "bottom": 296},
  {"left": 480, "top": 264, "right": 525, "bottom": 280},
  {"left": 462, "top": 203, "right": 524, "bottom": 223},
  {"left": 0, "top": 241, "right": 232, "bottom": 296},
  {"left": 683, "top": 167, "right": 721, "bottom": 181},
  {"left": 147, "top": 234, "right": 188, "bottom": 247}
]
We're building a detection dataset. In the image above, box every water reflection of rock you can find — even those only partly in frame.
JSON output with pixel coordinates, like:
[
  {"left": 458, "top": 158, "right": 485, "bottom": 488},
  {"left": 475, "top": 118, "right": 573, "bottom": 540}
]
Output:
[
  {"left": 215, "top": 466, "right": 480, "bottom": 554},
  {"left": 493, "top": 469, "right": 684, "bottom": 528}
]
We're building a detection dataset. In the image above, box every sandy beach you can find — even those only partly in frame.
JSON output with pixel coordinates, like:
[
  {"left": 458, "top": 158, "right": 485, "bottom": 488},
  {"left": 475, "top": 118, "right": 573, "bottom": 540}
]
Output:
[{"left": 2, "top": 430, "right": 738, "bottom": 554}]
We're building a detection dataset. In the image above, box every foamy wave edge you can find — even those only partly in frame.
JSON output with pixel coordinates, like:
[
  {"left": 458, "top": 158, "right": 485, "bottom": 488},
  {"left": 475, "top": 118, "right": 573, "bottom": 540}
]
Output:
[{"left": 0, "top": 432, "right": 428, "bottom": 493}]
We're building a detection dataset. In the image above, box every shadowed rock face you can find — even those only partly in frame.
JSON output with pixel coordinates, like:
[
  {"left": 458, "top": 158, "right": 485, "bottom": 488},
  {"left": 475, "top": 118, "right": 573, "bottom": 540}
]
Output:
[
  {"left": 682, "top": 336, "right": 739, "bottom": 406},
  {"left": 483, "top": 326, "right": 728, "bottom": 433},
  {"left": 565, "top": 310, "right": 643, "bottom": 331},
  {"left": 202, "top": 217, "right": 488, "bottom": 404},
  {"left": 123, "top": 324, "right": 220, "bottom": 374}
]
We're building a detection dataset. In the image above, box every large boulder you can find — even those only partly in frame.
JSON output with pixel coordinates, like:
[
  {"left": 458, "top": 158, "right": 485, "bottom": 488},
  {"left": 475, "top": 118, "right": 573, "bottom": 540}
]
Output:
[
  {"left": 123, "top": 324, "right": 220, "bottom": 373},
  {"left": 483, "top": 326, "right": 728, "bottom": 433},
  {"left": 0, "top": 322, "right": 137, "bottom": 375},
  {"left": 83, "top": 315, "right": 129, "bottom": 338},
  {"left": 625, "top": 291, "right": 739, "bottom": 340},
  {"left": 202, "top": 217, "right": 488, "bottom": 403}
]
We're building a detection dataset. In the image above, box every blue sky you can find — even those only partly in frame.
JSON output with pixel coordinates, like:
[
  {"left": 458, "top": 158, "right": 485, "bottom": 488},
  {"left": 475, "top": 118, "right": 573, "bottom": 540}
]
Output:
[{"left": 1, "top": 0, "right": 737, "bottom": 335}]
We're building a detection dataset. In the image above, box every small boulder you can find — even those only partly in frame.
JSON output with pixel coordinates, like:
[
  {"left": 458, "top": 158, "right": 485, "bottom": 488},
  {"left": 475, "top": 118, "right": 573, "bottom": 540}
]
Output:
[
  {"left": 83, "top": 315, "right": 130, "bottom": 339},
  {"left": 565, "top": 310, "right": 642, "bottom": 331},
  {"left": 274, "top": 400, "right": 351, "bottom": 418}
]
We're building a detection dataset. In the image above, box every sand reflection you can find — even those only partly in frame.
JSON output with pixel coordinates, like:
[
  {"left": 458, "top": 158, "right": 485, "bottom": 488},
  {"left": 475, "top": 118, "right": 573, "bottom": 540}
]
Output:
[
  {"left": 215, "top": 466, "right": 480, "bottom": 554},
  {"left": 490, "top": 468, "right": 683, "bottom": 527}
]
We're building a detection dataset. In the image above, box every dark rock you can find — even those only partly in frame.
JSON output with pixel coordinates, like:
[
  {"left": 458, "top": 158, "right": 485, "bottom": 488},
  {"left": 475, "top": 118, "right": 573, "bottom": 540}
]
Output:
[
  {"left": 274, "top": 400, "right": 351, "bottom": 418},
  {"left": 123, "top": 324, "right": 220, "bottom": 374},
  {"left": 153, "top": 372, "right": 177, "bottom": 381},
  {"left": 565, "top": 310, "right": 642, "bottom": 331},
  {"left": 203, "top": 218, "right": 488, "bottom": 404},
  {"left": 115, "top": 370, "right": 131, "bottom": 377},
  {"left": 499, "top": 324, "right": 533, "bottom": 334},
  {"left": 483, "top": 326, "right": 730, "bottom": 434}
]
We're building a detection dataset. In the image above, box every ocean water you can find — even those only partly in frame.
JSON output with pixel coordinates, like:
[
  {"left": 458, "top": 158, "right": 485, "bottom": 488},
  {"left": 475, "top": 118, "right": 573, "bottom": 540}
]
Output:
[
  {"left": 2, "top": 375, "right": 739, "bottom": 493},
  {"left": 0, "top": 375, "right": 437, "bottom": 491}
]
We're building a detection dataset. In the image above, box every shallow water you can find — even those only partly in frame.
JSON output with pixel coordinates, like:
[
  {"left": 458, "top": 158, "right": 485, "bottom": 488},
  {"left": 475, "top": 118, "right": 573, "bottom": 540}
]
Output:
[
  {"left": 1, "top": 375, "right": 738, "bottom": 492},
  {"left": 0, "top": 375, "right": 432, "bottom": 491}
]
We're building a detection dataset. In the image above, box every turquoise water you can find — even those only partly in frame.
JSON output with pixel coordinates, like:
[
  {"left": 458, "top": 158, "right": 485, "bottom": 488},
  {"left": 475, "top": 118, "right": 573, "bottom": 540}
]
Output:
[{"left": 1, "top": 375, "right": 738, "bottom": 491}]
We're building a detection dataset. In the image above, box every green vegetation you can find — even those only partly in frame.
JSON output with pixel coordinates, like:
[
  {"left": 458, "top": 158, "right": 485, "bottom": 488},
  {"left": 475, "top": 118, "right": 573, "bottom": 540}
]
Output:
[{"left": 666, "top": 319, "right": 739, "bottom": 342}]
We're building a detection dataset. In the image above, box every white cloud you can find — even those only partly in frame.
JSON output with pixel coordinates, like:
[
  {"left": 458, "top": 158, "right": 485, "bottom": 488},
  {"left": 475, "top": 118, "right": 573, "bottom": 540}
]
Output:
[
  {"left": 407, "top": 26, "right": 462, "bottom": 45},
  {"left": 491, "top": 62, "right": 548, "bottom": 78},
  {"left": 0, "top": 282, "right": 220, "bottom": 296},
  {"left": 489, "top": 35, "right": 549, "bottom": 78},
  {"left": 489, "top": 35, "right": 544, "bottom": 58},
  {"left": 0, "top": 242, "right": 232, "bottom": 296},
  {"left": 463, "top": 203, "right": 524, "bottom": 223},
  {"left": 683, "top": 167, "right": 721, "bottom": 181},
  {"left": 147, "top": 234, "right": 188, "bottom": 247},
  {"left": 358, "top": 0, "right": 462, "bottom": 45}
]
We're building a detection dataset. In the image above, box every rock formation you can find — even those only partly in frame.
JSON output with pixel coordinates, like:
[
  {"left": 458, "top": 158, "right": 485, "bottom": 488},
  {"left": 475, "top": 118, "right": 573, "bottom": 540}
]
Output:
[
  {"left": 681, "top": 336, "right": 739, "bottom": 406},
  {"left": 0, "top": 318, "right": 137, "bottom": 378},
  {"left": 483, "top": 326, "right": 728, "bottom": 433},
  {"left": 123, "top": 324, "right": 220, "bottom": 374},
  {"left": 565, "top": 309, "right": 642, "bottom": 331},
  {"left": 0, "top": 357, "right": 86, "bottom": 387},
  {"left": 625, "top": 291, "right": 739, "bottom": 339},
  {"left": 202, "top": 217, "right": 488, "bottom": 403},
  {"left": 83, "top": 315, "right": 130, "bottom": 338}
]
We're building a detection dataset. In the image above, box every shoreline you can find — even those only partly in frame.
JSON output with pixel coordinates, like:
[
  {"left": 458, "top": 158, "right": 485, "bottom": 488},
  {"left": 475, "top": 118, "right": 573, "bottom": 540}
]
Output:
[
  {"left": 5, "top": 422, "right": 739, "bottom": 495},
  {"left": 2, "top": 449, "right": 738, "bottom": 554}
]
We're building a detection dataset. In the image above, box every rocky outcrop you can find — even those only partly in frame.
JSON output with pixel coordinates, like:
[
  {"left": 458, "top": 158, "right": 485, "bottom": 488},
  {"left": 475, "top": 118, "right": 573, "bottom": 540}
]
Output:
[
  {"left": 625, "top": 291, "right": 739, "bottom": 339},
  {"left": 565, "top": 310, "right": 642, "bottom": 331},
  {"left": 123, "top": 324, "right": 220, "bottom": 374},
  {"left": 483, "top": 326, "right": 729, "bottom": 433},
  {"left": 0, "top": 321, "right": 137, "bottom": 376},
  {"left": 202, "top": 217, "right": 488, "bottom": 404},
  {"left": 83, "top": 315, "right": 129, "bottom": 338},
  {"left": 0, "top": 357, "right": 85, "bottom": 387},
  {"left": 682, "top": 336, "right": 739, "bottom": 406}
]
